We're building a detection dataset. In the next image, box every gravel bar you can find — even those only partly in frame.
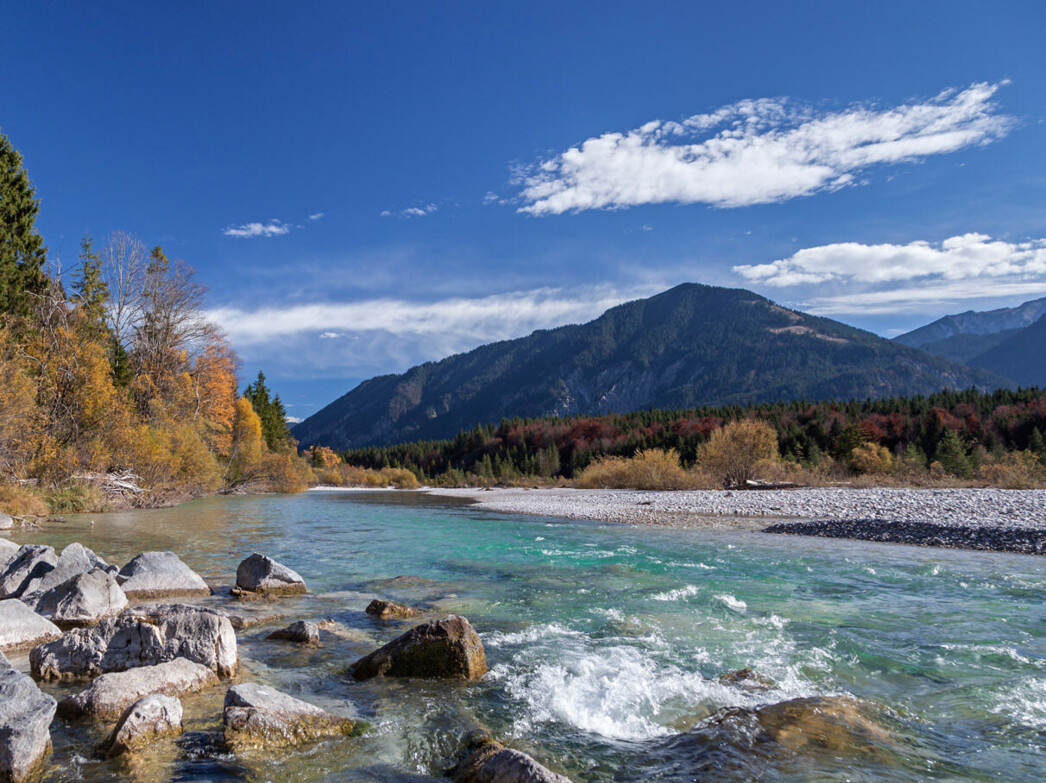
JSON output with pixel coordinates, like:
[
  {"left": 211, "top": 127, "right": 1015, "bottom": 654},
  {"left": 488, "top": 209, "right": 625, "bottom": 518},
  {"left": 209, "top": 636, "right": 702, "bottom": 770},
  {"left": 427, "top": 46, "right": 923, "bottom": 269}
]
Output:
[{"left": 428, "top": 486, "right": 1046, "bottom": 554}]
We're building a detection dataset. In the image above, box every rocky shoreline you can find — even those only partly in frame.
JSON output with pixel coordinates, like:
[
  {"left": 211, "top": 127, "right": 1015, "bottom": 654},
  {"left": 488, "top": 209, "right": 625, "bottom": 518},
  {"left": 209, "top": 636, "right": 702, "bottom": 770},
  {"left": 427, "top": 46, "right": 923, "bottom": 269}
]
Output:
[{"left": 428, "top": 487, "right": 1046, "bottom": 555}]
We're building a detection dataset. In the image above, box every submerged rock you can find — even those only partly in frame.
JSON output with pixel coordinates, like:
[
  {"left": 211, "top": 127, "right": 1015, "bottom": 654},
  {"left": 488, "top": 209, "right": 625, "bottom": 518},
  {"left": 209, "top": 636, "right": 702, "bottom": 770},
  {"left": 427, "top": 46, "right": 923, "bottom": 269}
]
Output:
[
  {"left": 0, "top": 668, "right": 57, "bottom": 782},
  {"left": 0, "top": 599, "right": 62, "bottom": 652},
  {"left": 222, "top": 683, "right": 357, "bottom": 750},
  {"left": 31, "top": 603, "right": 237, "bottom": 680},
  {"left": 233, "top": 554, "right": 307, "bottom": 597},
  {"left": 29, "top": 569, "right": 128, "bottom": 628},
  {"left": 267, "top": 620, "right": 319, "bottom": 645},
  {"left": 106, "top": 694, "right": 183, "bottom": 757},
  {"left": 449, "top": 733, "right": 572, "bottom": 783},
  {"left": 225, "top": 611, "right": 285, "bottom": 630},
  {"left": 117, "top": 551, "right": 210, "bottom": 599},
  {"left": 662, "top": 695, "right": 893, "bottom": 765},
  {"left": 717, "top": 667, "right": 775, "bottom": 691},
  {"left": 58, "top": 658, "right": 218, "bottom": 720},
  {"left": 0, "top": 545, "right": 57, "bottom": 599},
  {"left": 350, "top": 615, "right": 487, "bottom": 681},
  {"left": 365, "top": 598, "right": 420, "bottom": 620}
]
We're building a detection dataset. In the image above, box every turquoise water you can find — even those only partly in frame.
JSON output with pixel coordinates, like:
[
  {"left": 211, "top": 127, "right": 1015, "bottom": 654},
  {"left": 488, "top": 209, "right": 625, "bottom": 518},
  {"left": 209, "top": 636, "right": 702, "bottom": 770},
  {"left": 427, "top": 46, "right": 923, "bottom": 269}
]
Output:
[{"left": 5, "top": 490, "right": 1046, "bottom": 782}]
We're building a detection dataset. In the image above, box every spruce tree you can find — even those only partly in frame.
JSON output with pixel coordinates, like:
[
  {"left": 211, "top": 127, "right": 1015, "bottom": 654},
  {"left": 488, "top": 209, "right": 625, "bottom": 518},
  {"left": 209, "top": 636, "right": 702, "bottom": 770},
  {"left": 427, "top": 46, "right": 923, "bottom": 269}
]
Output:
[
  {"left": 244, "top": 371, "right": 292, "bottom": 451},
  {"left": 0, "top": 131, "right": 47, "bottom": 317},
  {"left": 73, "top": 233, "right": 109, "bottom": 338}
]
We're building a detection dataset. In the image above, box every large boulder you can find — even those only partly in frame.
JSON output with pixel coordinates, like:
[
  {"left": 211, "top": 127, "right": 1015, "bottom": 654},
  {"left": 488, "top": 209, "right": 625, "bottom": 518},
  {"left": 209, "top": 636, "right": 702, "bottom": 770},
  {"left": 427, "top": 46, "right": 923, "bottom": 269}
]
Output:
[
  {"left": 222, "top": 683, "right": 357, "bottom": 750},
  {"left": 28, "top": 569, "right": 127, "bottom": 628},
  {"left": 350, "top": 615, "right": 487, "bottom": 681},
  {"left": 450, "top": 734, "right": 572, "bottom": 783},
  {"left": 233, "top": 554, "right": 307, "bottom": 597},
  {"left": 365, "top": 599, "right": 420, "bottom": 620},
  {"left": 31, "top": 603, "right": 237, "bottom": 680},
  {"left": 0, "top": 650, "right": 8, "bottom": 670},
  {"left": 58, "top": 658, "right": 218, "bottom": 720},
  {"left": 0, "top": 546, "right": 57, "bottom": 599},
  {"left": 0, "top": 514, "right": 13, "bottom": 531},
  {"left": 267, "top": 620, "right": 319, "bottom": 645},
  {"left": 0, "top": 599, "right": 62, "bottom": 653},
  {"left": 19, "top": 543, "right": 112, "bottom": 600},
  {"left": 105, "top": 694, "right": 183, "bottom": 757},
  {"left": 0, "top": 668, "right": 56, "bottom": 782},
  {"left": 117, "top": 551, "right": 210, "bottom": 599}
]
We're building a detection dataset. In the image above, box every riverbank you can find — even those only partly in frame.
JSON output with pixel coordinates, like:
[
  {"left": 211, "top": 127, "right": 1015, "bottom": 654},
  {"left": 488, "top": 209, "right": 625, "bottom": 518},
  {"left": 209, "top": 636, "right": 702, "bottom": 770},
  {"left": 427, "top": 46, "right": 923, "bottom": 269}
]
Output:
[{"left": 427, "top": 486, "right": 1046, "bottom": 554}]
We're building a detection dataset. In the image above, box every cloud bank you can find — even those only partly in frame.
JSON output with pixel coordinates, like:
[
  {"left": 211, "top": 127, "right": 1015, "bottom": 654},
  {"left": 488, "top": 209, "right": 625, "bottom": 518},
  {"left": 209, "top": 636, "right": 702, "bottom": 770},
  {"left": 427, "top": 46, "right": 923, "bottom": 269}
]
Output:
[
  {"left": 517, "top": 82, "right": 1013, "bottom": 215},
  {"left": 734, "top": 232, "right": 1046, "bottom": 315}
]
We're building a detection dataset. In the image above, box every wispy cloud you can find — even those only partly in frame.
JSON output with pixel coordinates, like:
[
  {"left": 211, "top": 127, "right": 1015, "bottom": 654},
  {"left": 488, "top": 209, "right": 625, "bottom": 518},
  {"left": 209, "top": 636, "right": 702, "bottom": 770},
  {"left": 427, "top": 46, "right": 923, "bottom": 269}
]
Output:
[
  {"left": 210, "top": 285, "right": 654, "bottom": 345},
  {"left": 308, "top": 212, "right": 325, "bottom": 221},
  {"left": 381, "top": 203, "right": 438, "bottom": 218},
  {"left": 222, "top": 220, "right": 292, "bottom": 238},
  {"left": 802, "top": 279, "right": 1046, "bottom": 316},
  {"left": 517, "top": 82, "right": 1013, "bottom": 215}
]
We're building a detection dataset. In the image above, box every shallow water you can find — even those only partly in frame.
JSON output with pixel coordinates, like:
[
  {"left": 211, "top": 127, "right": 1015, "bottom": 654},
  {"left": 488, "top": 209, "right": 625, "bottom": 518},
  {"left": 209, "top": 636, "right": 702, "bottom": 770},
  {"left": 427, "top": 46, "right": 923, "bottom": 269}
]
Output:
[{"left": 5, "top": 490, "right": 1046, "bottom": 782}]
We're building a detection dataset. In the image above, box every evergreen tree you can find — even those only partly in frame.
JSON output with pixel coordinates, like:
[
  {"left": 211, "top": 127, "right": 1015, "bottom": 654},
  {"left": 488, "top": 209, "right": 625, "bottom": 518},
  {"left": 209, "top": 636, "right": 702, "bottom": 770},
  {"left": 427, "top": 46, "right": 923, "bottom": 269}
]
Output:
[
  {"left": 0, "top": 131, "right": 47, "bottom": 317},
  {"left": 935, "top": 429, "right": 971, "bottom": 478},
  {"left": 1029, "top": 427, "right": 1045, "bottom": 460},
  {"left": 73, "top": 233, "right": 109, "bottom": 338},
  {"left": 244, "top": 371, "right": 291, "bottom": 451}
]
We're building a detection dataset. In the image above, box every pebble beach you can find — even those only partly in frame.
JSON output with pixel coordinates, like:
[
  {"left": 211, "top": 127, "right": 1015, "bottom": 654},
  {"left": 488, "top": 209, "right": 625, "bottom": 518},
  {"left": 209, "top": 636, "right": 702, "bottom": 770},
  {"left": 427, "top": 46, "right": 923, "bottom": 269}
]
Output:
[{"left": 429, "top": 486, "right": 1046, "bottom": 554}]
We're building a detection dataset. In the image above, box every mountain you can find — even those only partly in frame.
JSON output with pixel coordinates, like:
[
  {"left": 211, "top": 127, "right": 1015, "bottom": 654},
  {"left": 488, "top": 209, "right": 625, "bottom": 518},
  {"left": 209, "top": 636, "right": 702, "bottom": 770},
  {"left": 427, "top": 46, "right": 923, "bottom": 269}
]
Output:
[
  {"left": 293, "top": 283, "right": 1005, "bottom": 449},
  {"left": 895, "top": 297, "right": 1046, "bottom": 363},
  {"left": 968, "top": 314, "right": 1046, "bottom": 387}
]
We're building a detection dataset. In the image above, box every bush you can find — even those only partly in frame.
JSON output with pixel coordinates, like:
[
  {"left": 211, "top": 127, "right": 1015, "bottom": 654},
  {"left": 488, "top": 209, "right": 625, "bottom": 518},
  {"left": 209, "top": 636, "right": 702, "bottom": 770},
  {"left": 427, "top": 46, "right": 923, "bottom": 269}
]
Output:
[
  {"left": 978, "top": 451, "right": 1046, "bottom": 489},
  {"left": 0, "top": 483, "right": 48, "bottom": 517},
  {"left": 577, "top": 448, "right": 689, "bottom": 490},
  {"left": 43, "top": 483, "right": 107, "bottom": 514},
  {"left": 697, "top": 419, "right": 779, "bottom": 487},
  {"left": 849, "top": 442, "right": 894, "bottom": 475}
]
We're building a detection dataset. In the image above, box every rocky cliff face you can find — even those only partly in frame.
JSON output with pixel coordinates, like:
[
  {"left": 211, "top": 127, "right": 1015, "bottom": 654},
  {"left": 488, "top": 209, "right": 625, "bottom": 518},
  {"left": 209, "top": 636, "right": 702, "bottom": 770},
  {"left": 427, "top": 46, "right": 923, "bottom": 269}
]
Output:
[{"left": 294, "top": 283, "right": 1005, "bottom": 449}]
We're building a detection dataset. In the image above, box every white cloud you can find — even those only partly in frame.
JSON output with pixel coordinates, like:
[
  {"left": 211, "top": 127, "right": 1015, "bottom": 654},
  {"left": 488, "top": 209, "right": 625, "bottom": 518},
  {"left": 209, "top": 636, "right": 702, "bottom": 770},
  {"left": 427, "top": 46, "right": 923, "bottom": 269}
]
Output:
[
  {"left": 734, "top": 233, "right": 1046, "bottom": 287},
  {"left": 209, "top": 285, "right": 657, "bottom": 347},
  {"left": 285, "top": 415, "right": 304, "bottom": 424},
  {"left": 802, "top": 279, "right": 1046, "bottom": 316},
  {"left": 308, "top": 212, "right": 325, "bottom": 221},
  {"left": 517, "top": 82, "right": 1013, "bottom": 215},
  {"left": 223, "top": 220, "right": 291, "bottom": 238},
  {"left": 382, "top": 203, "right": 438, "bottom": 218}
]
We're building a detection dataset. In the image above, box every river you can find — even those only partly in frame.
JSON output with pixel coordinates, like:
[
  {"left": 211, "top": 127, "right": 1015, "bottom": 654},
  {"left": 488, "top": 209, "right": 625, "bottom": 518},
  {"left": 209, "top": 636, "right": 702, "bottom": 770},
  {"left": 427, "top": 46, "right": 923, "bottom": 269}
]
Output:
[{"left": 5, "top": 489, "right": 1045, "bottom": 782}]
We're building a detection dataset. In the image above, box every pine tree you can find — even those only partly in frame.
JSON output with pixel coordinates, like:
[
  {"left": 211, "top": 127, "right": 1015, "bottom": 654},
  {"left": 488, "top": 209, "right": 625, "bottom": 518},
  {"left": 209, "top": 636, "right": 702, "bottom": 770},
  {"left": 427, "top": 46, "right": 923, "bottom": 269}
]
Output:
[
  {"left": 244, "top": 371, "right": 291, "bottom": 452},
  {"left": 0, "top": 131, "right": 47, "bottom": 317},
  {"left": 935, "top": 429, "right": 971, "bottom": 478},
  {"left": 73, "top": 233, "right": 109, "bottom": 339}
]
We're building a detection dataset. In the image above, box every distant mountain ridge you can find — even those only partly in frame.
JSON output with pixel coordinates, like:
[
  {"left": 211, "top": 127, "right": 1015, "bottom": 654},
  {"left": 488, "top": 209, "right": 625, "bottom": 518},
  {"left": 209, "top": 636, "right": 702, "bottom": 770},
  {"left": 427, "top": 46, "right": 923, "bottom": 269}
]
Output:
[
  {"left": 894, "top": 296, "right": 1045, "bottom": 382},
  {"left": 969, "top": 314, "right": 1046, "bottom": 388},
  {"left": 896, "top": 297, "right": 1046, "bottom": 354},
  {"left": 293, "top": 283, "right": 1003, "bottom": 450}
]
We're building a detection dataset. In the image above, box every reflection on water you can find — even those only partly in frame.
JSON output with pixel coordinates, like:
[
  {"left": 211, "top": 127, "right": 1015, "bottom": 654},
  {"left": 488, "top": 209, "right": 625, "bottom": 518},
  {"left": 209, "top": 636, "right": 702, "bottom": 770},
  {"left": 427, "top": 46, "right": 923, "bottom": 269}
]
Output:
[{"left": 4, "top": 489, "right": 1046, "bottom": 782}]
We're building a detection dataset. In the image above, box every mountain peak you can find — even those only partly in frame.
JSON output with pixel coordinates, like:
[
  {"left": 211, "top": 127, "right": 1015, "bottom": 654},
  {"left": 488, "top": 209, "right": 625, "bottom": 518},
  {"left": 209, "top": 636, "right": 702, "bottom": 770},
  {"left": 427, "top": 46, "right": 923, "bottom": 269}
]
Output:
[{"left": 294, "top": 284, "right": 1003, "bottom": 449}]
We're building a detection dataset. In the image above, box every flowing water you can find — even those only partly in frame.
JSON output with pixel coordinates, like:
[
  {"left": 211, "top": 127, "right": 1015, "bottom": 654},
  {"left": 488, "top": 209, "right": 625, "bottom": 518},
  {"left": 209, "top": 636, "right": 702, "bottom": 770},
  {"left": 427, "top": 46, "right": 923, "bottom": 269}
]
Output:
[{"left": 4, "top": 490, "right": 1045, "bottom": 782}]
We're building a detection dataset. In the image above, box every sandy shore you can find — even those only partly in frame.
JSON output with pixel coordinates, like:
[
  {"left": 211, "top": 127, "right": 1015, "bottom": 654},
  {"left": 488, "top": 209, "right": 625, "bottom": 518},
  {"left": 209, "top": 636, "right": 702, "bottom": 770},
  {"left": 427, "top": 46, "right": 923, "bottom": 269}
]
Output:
[{"left": 427, "top": 486, "right": 1046, "bottom": 555}]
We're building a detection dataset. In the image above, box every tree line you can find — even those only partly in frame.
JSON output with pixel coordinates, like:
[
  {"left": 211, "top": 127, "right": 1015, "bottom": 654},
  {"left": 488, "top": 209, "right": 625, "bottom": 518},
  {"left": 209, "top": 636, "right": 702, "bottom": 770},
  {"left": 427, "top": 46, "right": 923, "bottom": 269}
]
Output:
[{"left": 341, "top": 386, "right": 1046, "bottom": 483}]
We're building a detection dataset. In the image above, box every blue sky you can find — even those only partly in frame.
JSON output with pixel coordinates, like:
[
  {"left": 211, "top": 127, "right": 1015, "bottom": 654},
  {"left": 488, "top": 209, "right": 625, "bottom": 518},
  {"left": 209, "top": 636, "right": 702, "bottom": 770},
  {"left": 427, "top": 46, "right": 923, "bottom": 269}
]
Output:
[{"left": 3, "top": 2, "right": 1045, "bottom": 419}]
